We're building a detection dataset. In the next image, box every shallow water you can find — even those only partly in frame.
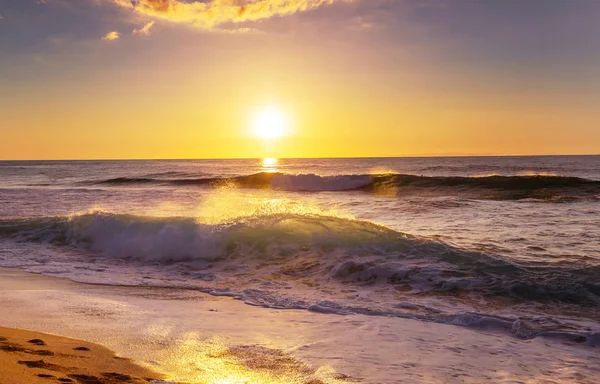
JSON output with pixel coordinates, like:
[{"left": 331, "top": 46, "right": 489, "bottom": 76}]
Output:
[
  {"left": 1, "top": 268, "right": 598, "bottom": 384},
  {"left": 0, "top": 156, "right": 599, "bottom": 343}
]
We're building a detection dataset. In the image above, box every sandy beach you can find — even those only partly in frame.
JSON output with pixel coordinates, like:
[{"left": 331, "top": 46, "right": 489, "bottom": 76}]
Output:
[
  {"left": 0, "top": 327, "right": 163, "bottom": 384},
  {"left": 0, "top": 267, "right": 598, "bottom": 383}
]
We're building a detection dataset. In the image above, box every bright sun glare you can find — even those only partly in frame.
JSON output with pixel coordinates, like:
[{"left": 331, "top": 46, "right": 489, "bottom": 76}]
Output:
[
  {"left": 262, "top": 157, "right": 278, "bottom": 167},
  {"left": 252, "top": 107, "right": 287, "bottom": 140}
]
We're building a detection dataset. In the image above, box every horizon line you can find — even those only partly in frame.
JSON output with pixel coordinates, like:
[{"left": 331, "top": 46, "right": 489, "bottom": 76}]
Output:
[{"left": 1, "top": 153, "right": 599, "bottom": 162}]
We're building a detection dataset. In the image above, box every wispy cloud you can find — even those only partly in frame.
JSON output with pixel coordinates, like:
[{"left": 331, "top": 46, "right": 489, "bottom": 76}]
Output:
[
  {"left": 102, "top": 31, "right": 120, "bottom": 41},
  {"left": 133, "top": 20, "right": 155, "bottom": 36},
  {"left": 109, "top": 0, "right": 354, "bottom": 29}
]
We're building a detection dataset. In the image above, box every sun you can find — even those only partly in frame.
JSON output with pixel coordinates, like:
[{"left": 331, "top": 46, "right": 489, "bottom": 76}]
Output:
[{"left": 252, "top": 107, "right": 287, "bottom": 140}]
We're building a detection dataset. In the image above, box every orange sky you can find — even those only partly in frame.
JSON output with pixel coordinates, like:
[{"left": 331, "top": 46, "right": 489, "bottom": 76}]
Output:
[{"left": 1, "top": 0, "right": 600, "bottom": 159}]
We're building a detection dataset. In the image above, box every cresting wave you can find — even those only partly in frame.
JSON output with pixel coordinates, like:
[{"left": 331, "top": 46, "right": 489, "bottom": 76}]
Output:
[
  {"left": 2, "top": 211, "right": 599, "bottom": 305},
  {"left": 96, "top": 173, "right": 374, "bottom": 191},
  {"left": 92, "top": 173, "right": 600, "bottom": 200},
  {"left": 1, "top": 211, "right": 599, "bottom": 344}
]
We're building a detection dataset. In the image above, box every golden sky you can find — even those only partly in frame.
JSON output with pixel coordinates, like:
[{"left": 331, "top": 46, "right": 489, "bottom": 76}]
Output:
[{"left": 1, "top": 0, "right": 600, "bottom": 159}]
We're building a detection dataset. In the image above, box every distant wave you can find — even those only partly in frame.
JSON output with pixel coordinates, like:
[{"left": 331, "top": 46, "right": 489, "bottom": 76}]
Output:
[
  {"left": 99, "top": 177, "right": 160, "bottom": 184},
  {"left": 91, "top": 172, "right": 600, "bottom": 200},
  {"left": 363, "top": 173, "right": 600, "bottom": 200},
  {"left": 95, "top": 173, "right": 372, "bottom": 191}
]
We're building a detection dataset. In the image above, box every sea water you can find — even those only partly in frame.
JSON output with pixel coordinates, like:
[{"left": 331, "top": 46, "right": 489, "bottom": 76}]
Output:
[{"left": 0, "top": 156, "right": 599, "bottom": 346}]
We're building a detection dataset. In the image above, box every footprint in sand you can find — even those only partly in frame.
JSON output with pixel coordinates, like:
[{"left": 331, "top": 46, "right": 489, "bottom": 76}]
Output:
[
  {"left": 27, "top": 338, "right": 47, "bottom": 346},
  {"left": 67, "top": 374, "right": 103, "bottom": 384},
  {"left": 73, "top": 346, "right": 91, "bottom": 351},
  {"left": 17, "top": 359, "right": 63, "bottom": 371}
]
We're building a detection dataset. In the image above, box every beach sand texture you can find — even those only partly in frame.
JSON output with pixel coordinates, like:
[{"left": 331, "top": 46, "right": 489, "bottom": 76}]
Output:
[{"left": 0, "top": 327, "right": 164, "bottom": 384}]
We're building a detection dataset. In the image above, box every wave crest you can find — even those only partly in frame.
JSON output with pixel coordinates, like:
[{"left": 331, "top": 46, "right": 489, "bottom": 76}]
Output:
[
  {"left": 0, "top": 211, "right": 401, "bottom": 261},
  {"left": 91, "top": 173, "right": 600, "bottom": 200},
  {"left": 2, "top": 211, "right": 599, "bottom": 341},
  {"left": 1, "top": 211, "right": 598, "bottom": 306}
]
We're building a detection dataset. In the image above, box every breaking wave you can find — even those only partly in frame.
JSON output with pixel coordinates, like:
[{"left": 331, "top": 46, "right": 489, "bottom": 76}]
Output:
[
  {"left": 1, "top": 211, "right": 599, "bottom": 344},
  {"left": 96, "top": 173, "right": 373, "bottom": 191},
  {"left": 91, "top": 173, "right": 600, "bottom": 200},
  {"left": 1, "top": 211, "right": 599, "bottom": 307}
]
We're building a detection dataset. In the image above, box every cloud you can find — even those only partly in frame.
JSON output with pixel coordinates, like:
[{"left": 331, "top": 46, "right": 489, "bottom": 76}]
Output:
[
  {"left": 108, "top": 0, "right": 354, "bottom": 29},
  {"left": 102, "top": 31, "right": 120, "bottom": 41},
  {"left": 133, "top": 20, "right": 155, "bottom": 35}
]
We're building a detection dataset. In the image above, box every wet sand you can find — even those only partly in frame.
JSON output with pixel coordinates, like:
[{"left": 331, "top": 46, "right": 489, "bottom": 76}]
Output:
[{"left": 0, "top": 327, "right": 164, "bottom": 384}]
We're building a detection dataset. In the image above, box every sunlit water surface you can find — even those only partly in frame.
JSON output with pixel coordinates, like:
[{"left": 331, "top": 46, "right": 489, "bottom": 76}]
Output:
[{"left": 0, "top": 157, "right": 599, "bottom": 377}]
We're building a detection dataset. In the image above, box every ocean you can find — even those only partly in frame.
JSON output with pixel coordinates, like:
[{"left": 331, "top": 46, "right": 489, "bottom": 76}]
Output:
[{"left": 1, "top": 155, "right": 599, "bottom": 347}]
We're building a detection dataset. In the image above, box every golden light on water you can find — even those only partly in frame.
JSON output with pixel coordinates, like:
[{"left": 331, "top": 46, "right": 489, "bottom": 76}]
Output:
[
  {"left": 154, "top": 334, "right": 352, "bottom": 384},
  {"left": 261, "top": 157, "right": 278, "bottom": 170},
  {"left": 194, "top": 187, "right": 354, "bottom": 225}
]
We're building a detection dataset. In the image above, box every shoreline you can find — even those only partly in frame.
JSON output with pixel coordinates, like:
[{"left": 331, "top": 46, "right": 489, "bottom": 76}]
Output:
[{"left": 1, "top": 267, "right": 598, "bottom": 383}]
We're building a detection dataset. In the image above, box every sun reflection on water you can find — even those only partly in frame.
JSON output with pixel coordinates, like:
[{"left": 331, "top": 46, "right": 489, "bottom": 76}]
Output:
[
  {"left": 156, "top": 333, "right": 353, "bottom": 384},
  {"left": 261, "top": 158, "right": 279, "bottom": 173}
]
